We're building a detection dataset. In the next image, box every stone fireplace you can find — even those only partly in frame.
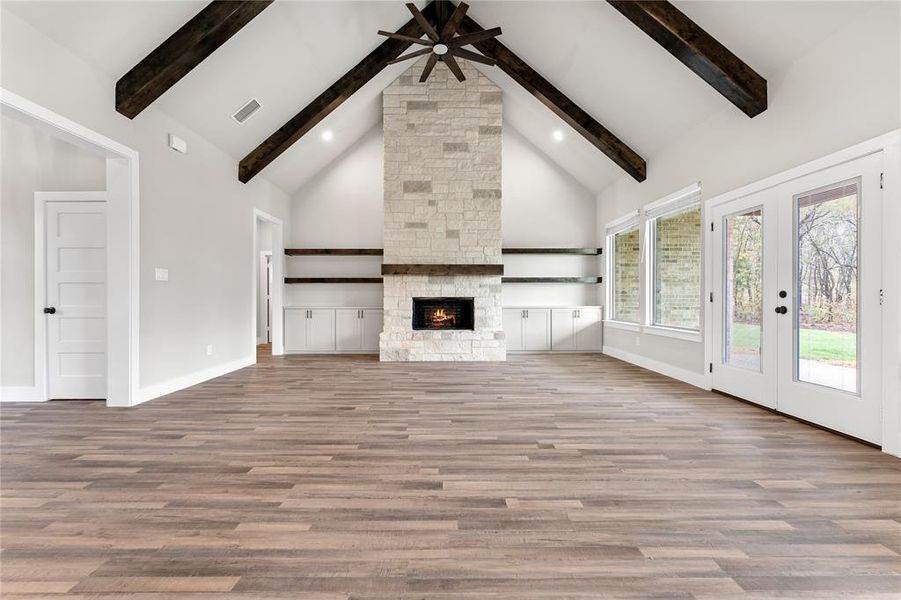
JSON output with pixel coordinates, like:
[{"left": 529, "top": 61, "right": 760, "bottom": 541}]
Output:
[{"left": 379, "top": 58, "right": 505, "bottom": 361}]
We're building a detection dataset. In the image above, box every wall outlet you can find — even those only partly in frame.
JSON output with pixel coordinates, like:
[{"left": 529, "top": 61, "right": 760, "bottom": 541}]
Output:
[
  {"left": 154, "top": 268, "right": 169, "bottom": 281},
  {"left": 206, "top": 345, "right": 213, "bottom": 356}
]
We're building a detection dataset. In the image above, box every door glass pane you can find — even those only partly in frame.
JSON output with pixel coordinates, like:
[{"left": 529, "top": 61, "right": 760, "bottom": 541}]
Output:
[
  {"left": 795, "top": 180, "right": 859, "bottom": 393},
  {"left": 724, "top": 209, "right": 763, "bottom": 370},
  {"left": 612, "top": 227, "right": 640, "bottom": 322}
]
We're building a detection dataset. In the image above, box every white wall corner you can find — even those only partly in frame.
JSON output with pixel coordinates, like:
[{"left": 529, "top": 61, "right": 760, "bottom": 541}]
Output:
[
  {"left": 136, "top": 355, "right": 255, "bottom": 406},
  {"left": 602, "top": 345, "right": 711, "bottom": 390}
]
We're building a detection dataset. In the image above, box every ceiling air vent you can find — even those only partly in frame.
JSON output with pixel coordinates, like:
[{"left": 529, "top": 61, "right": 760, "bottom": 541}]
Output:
[{"left": 232, "top": 98, "right": 261, "bottom": 124}]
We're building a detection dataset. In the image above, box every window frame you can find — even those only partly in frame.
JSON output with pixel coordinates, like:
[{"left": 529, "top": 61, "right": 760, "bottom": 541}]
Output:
[
  {"left": 605, "top": 210, "right": 641, "bottom": 326},
  {"left": 603, "top": 184, "right": 704, "bottom": 342},
  {"left": 646, "top": 196, "right": 703, "bottom": 333}
]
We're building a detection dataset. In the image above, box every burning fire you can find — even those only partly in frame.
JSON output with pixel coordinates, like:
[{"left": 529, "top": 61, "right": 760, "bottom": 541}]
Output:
[{"left": 430, "top": 307, "right": 456, "bottom": 328}]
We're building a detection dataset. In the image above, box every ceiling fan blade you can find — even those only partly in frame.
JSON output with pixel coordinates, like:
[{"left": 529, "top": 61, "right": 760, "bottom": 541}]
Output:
[
  {"left": 443, "top": 53, "right": 467, "bottom": 83},
  {"left": 419, "top": 53, "right": 439, "bottom": 82},
  {"left": 378, "top": 31, "right": 432, "bottom": 46},
  {"left": 448, "top": 47, "right": 496, "bottom": 66},
  {"left": 405, "top": 3, "right": 440, "bottom": 42},
  {"left": 440, "top": 2, "right": 469, "bottom": 39},
  {"left": 447, "top": 27, "right": 502, "bottom": 47},
  {"left": 388, "top": 47, "right": 434, "bottom": 65}
]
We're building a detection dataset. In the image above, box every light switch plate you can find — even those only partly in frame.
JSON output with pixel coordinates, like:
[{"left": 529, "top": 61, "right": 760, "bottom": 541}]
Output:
[{"left": 155, "top": 268, "right": 169, "bottom": 281}]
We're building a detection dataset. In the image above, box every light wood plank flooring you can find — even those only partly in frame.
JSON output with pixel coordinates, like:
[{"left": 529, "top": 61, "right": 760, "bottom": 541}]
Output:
[{"left": 2, "top": 352, "right": 900, "bottom": 598}]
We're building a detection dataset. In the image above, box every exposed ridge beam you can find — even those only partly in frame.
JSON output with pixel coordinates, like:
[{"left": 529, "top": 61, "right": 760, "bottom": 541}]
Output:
[
  {"left": 607, "top": 0, "right": 767, "bottom": 118},
  {"left": 456, "top": 13, "right": 646, "bottom": 182},
  {"left": 239, "top": 2, "right": 437, "bottom": 183},
  {"left": 116, "top": 0, "right": 273, "bottom": 119}
]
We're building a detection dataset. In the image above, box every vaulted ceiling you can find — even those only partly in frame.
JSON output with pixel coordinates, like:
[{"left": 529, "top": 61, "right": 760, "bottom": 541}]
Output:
[{"left": 4, "top": 1, "right": 874, "bottom": 194}]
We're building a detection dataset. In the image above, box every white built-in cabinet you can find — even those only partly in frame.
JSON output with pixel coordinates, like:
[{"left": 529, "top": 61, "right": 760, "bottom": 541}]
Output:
[
  {"left": 336, "top": 308, "right": 383, "bottom": 352},
  {"left": 285, "top": 307, "right": 382, "bottom": 353},
  {"left": 504, "top": 306, "right": 603, "bottom": 352},
  {"left": 503, "top": 308, "right": 551, "bottom": 351},
  {"left": 550, "top": 307, "right": 603, "bottom": 351}
]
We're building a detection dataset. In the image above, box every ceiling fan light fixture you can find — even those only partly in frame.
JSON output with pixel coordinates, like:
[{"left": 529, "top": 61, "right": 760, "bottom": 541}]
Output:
[{"left": 377, "top": 2, "right": 500, "bottom": 83}]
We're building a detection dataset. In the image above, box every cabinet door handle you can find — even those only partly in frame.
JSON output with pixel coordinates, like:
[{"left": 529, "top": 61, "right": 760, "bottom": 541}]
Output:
[
  {"left": 576, "top": 309, "right": 581, "bottom": 318},
  {"left": 525, "top": 310, "right": 529, "bottom": 318}
]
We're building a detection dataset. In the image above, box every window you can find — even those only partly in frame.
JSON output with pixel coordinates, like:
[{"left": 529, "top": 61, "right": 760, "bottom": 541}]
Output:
[
  {"left": 649, "top": 201, "right": 702, "bottom": 330},
  {"left": 607, "top": 215, "right": 641, "bottom": 323},
  {"left": 605, "top": 184, "right": 703, "bottom": 334}
]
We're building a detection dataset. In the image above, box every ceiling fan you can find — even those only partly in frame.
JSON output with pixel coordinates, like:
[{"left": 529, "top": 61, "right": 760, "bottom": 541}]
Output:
[{"left": 378, "top": 2, "right": 501, "bottom": 83}]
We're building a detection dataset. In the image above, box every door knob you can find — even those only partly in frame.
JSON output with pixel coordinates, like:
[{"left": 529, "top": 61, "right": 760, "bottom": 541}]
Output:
[
  {"left": 43, "top": 307, "right": 56, "bottom": 314},
  {"left": 775, "top": 306, "right": 788, "bottom": 314}
]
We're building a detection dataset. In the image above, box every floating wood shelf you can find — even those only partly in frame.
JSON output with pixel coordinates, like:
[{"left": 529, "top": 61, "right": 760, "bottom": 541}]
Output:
[
  {"left": 285, "top": 276, "right": 601, "bottom": 284},
  {"left": 285, "top": 248, "right": 602, "bottom": 256},
  {"left": 382, "top": 264, "right": 504, "bottom": 276},
  {"left": 285, "top": 277, "right": 383, "bottom": 284},
  {"left": 285, "top": 248, "right": 383, "bottom": 256},
  {"left": 502, "top": 248, "right": 602, "bottom": 255},
  {"left": 502, "top": 277, "right": 603, "bottom": 284}
]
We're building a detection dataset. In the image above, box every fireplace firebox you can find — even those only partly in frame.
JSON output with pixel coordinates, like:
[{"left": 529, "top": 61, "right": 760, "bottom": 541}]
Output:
[{"left": 412, "top": 297, "right": 475, "bottom": 331}]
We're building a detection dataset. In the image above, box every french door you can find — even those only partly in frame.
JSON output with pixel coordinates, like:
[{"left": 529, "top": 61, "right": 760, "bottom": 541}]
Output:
[{"left": 712, "top": 153, "right": 883, "bottom": 443}]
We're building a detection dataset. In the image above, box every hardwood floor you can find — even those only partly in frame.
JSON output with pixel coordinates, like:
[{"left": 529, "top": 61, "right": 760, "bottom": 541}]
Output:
[{"left": 2, "top": 352, "right": 900, "bottom": 598}]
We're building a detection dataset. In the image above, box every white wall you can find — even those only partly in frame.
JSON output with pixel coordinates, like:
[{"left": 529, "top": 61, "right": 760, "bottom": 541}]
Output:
[
  {"left": 0, "top": 10, "right": 291, "bottom": 395},
  {"left": 0, "top": 114, "right": 108, "bottom": 385},
  {"left": 287, "top": 123, "right": 599, "bottom": 308},
  {"left": 597, "top": 2, "right": 901, "bottom": 376}
]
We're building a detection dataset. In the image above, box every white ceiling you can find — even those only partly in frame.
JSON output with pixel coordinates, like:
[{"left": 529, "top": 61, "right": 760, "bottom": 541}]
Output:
[{"left": 4, "top": 1, "right": 876, "bottom": 194}]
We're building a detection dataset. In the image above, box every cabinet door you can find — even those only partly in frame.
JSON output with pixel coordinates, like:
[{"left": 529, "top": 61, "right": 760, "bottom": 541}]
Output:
[
  {"left": 503, "top": 309, "right": 524, "bottom": 352},
  {"left": 576, "top": 307, "right": 603, "bottom": 351},
  {"left": 284, "top": 309, "right": 309, "bottom": 353},
  {"left": 361, "top": 309, "right": 383, "bottom": 352},
  {"left": 335, "top": 309, "right": 362, "bottom": 352},
  {"left": 307, "top": 309, "right": 336, "bottom": 351},
  {"left": 551, "top": 309, "right": 577, "bottom": 351},
  {"left": 523, "top": 309, "right": 551, "bottom": 351}
]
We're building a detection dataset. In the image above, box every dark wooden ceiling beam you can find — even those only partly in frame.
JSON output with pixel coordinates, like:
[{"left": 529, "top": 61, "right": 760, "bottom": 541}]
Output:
[
  {"left": 456, "top": 13, "right": 646, "bottom": 182},
  {"left": 116, "top": 0, "right": 273, "bottom": 119},
  {"left": 239, "top": 2, "right": 437, "bottom": 183},
  {"left": 607, "top": 0, "right": 767, "bottom": 118}
]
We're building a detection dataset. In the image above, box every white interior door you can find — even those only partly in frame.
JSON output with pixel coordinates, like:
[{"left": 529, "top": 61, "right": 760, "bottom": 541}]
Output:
[
  {"left": 46, "top": 201, "right": 107, "bottom": 399},
  {"left": 712, "top": 153, "right": 883, "bottom": 443}
]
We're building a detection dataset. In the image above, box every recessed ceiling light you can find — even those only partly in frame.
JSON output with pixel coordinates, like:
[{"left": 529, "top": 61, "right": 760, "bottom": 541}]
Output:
[
  {"left": 321, "top": 130, "right": 334, "bottom": 142},
  {"left": 552, "top": 129, "right": 564, "bottom": 142}
]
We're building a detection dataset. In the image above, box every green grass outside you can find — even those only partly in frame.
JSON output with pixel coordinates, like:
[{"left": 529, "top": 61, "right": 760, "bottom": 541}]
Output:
[{"left": 731, "top": 322, "right": 856, "bottom": 364}]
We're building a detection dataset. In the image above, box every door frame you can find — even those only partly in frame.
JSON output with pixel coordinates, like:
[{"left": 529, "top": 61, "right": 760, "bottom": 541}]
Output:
[
  {"left": 258, "top": 251, "right": 273, "bottom": 344},
  {"left": 703, "top": 129, "right": 901, "bottom": 456},
  {"left": 1, "top": 88, "right": 140, "bottom": 407},
  {"left": 252, "top": 209, "right": 284, "bottom": 357}
]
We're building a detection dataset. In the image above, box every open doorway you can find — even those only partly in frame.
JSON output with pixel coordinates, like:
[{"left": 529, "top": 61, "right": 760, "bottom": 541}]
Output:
[
  {"left": 0, "top": 89, "right": 139, "bottom": 407},
  {"left": 252, "top": 209, "right": 284, "bottom": 361}
]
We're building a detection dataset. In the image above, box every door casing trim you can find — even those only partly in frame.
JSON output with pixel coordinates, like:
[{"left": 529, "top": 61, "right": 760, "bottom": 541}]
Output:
[{"left": 703, "top": 129, "right": 901, "bottom": 456}]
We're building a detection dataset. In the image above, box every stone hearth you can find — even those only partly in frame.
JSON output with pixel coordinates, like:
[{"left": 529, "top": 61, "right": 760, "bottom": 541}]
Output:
[{"left": 379, "top": 58, "right": 505, "bottom": 361}]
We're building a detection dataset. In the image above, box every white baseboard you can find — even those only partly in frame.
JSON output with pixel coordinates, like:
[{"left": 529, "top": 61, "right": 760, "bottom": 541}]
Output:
[
  {"left": 0, "top": 386, "right": 45, "bottom": 402},
  {"left": 603, "top": 346, "right": 711, "bottom": 390},
  {"left": 136, "top": 355, "right": 255, "bottom": 406}
]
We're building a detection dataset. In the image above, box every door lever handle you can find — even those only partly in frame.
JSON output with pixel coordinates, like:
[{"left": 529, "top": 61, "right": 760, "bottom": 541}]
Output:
[
  {"left": 775, "top": 306, "right": 788, "bottom": 314},
  {"left": 43, "top": 307, "right": 56, "bottom": 314}
]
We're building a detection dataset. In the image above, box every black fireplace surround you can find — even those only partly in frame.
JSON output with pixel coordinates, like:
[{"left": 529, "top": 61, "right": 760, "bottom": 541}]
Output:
[{"left": 412, "top": 297, "right": 475, "bottom": 331}]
